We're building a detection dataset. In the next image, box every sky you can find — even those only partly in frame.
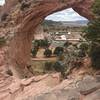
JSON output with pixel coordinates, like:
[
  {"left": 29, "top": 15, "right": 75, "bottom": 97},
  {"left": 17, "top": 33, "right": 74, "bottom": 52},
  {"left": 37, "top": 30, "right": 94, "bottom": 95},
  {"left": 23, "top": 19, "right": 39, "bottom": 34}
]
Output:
[
  {"left": 45, "top": 8, "right": 87, "bottom": 21},
  {"left": 0, "top": 0, "right": 5, "bottom": 5},
  {"left": 0, "top": 0, "right": 87, "bottom": 21}
]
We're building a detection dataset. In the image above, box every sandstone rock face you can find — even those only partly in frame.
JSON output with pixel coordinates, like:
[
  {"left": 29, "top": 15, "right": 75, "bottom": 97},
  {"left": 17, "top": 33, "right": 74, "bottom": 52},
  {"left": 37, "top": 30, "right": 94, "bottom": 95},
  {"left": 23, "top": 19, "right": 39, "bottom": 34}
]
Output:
[
  {"left": 76, "top": 75, "right": 100, "bottom": 95},
  {"left": 13, "top": 75, "right": 100, "bottom": 100},
  {"left": 84, "top": 89, "right": 100, "bottom": 100},
  {"left": 34, "top": 89, "right": 81, "bottom": 100},
  {"left": 0, "top": 0, "right": 18, "bottom": 18},
  {"left": 2, "top": 0, "right": 94, "bottom": 78},
  {"left": 0, "top": 0, "right": 96, "bottom": 100},
  {"left": 0, "top": 73, "right": 62, "bottom": 100}
]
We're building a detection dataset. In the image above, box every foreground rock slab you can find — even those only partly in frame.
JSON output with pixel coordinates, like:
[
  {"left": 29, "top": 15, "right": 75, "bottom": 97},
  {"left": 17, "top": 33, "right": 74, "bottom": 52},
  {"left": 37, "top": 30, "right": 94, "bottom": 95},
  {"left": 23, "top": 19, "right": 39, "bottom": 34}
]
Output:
[
  {"left": 34, "top": 89, "right": 81, "bottom": 100},
  {"left": 18, "top": 75, "right": 100, "bottom": 100},
  {"left": 84, "top": 89, "right": 100, "bottom": 100},
  {"left": 76, "top": 75, "right": 100, "bottom": 95}
]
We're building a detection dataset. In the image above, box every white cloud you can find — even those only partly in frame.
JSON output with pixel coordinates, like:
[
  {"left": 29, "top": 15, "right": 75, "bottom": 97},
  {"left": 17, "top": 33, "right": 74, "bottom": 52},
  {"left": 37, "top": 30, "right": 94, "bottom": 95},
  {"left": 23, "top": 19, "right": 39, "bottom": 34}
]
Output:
[
  {"left": 45, "top": 8, "right": 87, "bottom": 21},
  {"left": 0, "top": 0, "right": 5, "bottom": 5}
]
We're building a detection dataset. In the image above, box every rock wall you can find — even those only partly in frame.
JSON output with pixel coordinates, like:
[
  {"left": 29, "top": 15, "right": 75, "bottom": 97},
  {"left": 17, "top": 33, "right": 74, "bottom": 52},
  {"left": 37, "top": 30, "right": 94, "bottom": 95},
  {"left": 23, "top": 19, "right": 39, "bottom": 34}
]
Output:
[
  {"left": 0, "top": 0, "right": 96, "bottom": 99},
  {"left": 7, "top": 0, "right": 95, "bottom": 78}
]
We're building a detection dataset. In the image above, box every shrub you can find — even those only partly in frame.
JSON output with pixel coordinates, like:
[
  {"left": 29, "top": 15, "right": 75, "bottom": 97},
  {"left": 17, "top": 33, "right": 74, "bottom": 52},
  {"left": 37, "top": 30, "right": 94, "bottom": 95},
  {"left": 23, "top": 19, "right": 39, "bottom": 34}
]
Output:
[
  {"left": 6, "top": 69, "right": 13, "bottom": 76},
  {"left": 78, "top": 49, "right": 86, "bottom": 58},
  {"left": 0, "top": 37, "right": 6, "bottom": 47},
  {"left": 40, "top": 39, "right": 50, "bottom": 48},
  {"left": 33, "top": 40, "right": 40, "bottom": 48},
  {"left": 44, "top": 61, "right": 66, "bottom": 78},
  {"left": 84, "top": 0, "right": 100, "bottom": 69},
  {"left": 44, "top": 48, "right": 52, "bottom": 57},
  {"left": 90, "top": 45, "right": 100, "bottom": 69},
  {"left": 31, "top": 48, "right": 38, "bottom": 57},
  {"left": 79, "top": 43, "right": 89, "bottom": 53},
  {"left": 40, "top": 40, "right": 46, "bottom": 47},
  {"left": 1, "top": 13, "right": 8, "bottom": 21},
  {"left": 77, "top": 43, "right": 90, "bottom": 58},
  {"left": 33, "top": 39, "right": 50, "bottom": 48},
  {"left": 20, "top": 2, "right": 31, "bottom": 11},
  {"left": 73, "top": 59, "right": 83, "bottom": 69},
  {"left": 53, "top": 61, "right": 65, "bottom": 77},
  {"left": 44, "top": 61, "right": 54, "bottom": 71},
  {"left": 64, "top": 41, "right": 71, "bottom": 47},
  {"left": 53, "top": 47, "right": 64, "bottom": 56}
]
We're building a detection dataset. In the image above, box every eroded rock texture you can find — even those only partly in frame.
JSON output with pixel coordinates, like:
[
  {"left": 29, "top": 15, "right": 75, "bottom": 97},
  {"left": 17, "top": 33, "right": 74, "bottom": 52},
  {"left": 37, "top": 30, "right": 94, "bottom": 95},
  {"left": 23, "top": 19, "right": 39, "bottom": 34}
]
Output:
[
  {"left": 0, "top": 0, "right": 96, "bottom": 100},
  {"left": 0, "top": 0, "right": 94, "bottom": 78}
]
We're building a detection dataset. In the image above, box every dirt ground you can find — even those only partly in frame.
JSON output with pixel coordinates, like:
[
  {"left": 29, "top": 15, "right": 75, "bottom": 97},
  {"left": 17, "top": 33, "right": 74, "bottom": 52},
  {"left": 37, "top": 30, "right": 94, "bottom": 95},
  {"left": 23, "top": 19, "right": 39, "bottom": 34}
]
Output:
[{"left": 31, "top": 48, "right": 57, "bottom": 61}]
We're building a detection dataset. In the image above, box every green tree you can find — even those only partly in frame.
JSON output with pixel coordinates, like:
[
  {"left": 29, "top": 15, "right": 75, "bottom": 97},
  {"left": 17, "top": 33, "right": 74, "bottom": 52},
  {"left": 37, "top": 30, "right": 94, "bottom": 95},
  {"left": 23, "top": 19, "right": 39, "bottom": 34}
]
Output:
[
  {"left": 85, "top": 0, "right": 100, "bottom": 69},
  {"left": 31, "top": 48, "right": 38, "bottom": 57},
  {"left": 44, "top": 48, "right": 52, "bottom": 57},
  {"left": 53, "top": 47, "right": 64, "bottom": 56}
]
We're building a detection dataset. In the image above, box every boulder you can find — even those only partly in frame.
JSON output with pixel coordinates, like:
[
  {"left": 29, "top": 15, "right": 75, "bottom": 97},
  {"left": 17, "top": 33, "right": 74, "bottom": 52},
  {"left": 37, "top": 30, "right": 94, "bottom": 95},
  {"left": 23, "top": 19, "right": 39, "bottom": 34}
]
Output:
[
  {"left": 34, "top": 88, "right": 81, "bottom": 100},
  {"left": 76, "top": 75, "right": 100, "bottom": 95},
  {"left": 84, "top": 89, "right": 100, "bottom": 100}
]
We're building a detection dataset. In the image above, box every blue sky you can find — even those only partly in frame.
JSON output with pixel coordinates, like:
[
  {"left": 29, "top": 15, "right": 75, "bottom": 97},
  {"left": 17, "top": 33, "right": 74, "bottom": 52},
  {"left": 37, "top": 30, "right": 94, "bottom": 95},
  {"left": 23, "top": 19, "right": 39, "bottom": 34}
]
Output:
[
  {"left": 0, "top": 0, "right": 87, "bottom": 21},
  {"left": 45, "top": 8, "right": 87, "bottom": 21}
]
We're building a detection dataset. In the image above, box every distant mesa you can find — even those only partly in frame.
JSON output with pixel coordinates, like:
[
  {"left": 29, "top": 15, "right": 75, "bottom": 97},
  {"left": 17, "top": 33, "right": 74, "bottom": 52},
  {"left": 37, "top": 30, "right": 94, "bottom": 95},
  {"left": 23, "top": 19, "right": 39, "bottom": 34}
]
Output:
[{"left": 43, "top": 20, "right": 89, "bottom": 27}]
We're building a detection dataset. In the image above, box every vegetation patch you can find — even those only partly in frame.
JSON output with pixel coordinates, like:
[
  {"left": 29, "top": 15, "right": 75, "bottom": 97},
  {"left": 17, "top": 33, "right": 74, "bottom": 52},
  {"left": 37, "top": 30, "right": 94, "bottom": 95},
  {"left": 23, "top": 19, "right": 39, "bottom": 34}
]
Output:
[
  {"left": 53, "top": 47, "right": 64, "bottom": 56},
  {"left": 31, "top": 48, "right": 38, "bottom": 57},
  {"left": 90, "top": 45, "right": 100, "bottom": 70},
  {"left": 84, "top": 0, "right": 100, "bottom": 69},
  {"left": 1, "top": 13, "right": 8, "bottom": 21},
  {"left": 44, "top": 48, "right": 52, "bottom": 57},
  {"left": 0, "top": 37, "right": 6, "bottom": 47},
  {"left": 20, "top": 1, "right": 31, "bottom": 11}
]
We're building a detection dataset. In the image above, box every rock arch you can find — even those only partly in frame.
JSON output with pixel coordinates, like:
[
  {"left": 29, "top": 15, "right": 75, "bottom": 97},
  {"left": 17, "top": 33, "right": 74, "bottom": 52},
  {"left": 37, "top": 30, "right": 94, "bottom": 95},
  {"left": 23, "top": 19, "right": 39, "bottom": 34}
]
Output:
[{"left": 0, "top": 0, "right": 94, "bottom": 78}]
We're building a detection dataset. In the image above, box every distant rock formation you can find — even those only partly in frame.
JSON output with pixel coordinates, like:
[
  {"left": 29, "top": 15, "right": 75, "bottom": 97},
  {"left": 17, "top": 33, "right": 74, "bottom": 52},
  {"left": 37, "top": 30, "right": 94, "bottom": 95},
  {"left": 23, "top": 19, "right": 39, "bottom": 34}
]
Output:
[{"left": 34, "top": 25, "right": 46, "bottom": 40}]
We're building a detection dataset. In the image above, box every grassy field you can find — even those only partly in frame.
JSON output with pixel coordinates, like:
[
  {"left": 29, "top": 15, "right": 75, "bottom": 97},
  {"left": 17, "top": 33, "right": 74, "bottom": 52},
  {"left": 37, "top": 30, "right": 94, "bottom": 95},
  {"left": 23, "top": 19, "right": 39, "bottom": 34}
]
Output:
[
  {"left": 31, "top": 60, "right": 57, "bottom": 75},
  {"left": 31, "top": 48, "right": 57, "bottom": 75}
]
